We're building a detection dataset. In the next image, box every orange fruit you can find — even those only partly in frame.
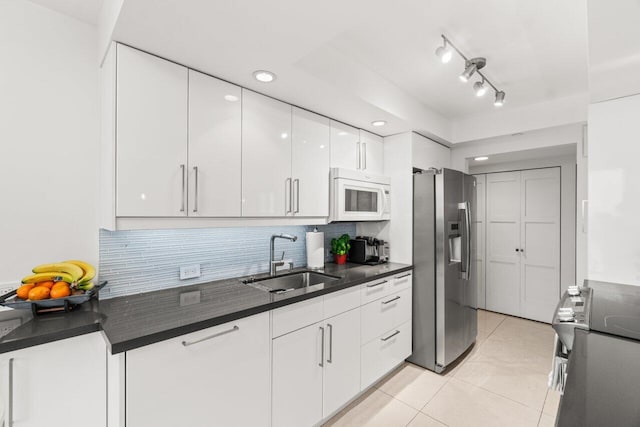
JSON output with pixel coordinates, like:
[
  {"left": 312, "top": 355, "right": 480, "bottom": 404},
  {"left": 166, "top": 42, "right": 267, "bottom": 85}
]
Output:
[
  {"left": 51, "top": 281, "right": 69, "bottom": 290},
  {"left": 16, "top": 284, "right": 35, "bottom": 299},
  {"left": 50, "top": 285, "right": 71, "bottom": 299},
  {"left": 35, "top": 281, "right": 55, "bottom": 289},
  {"left": 28, "top": 286, "right": 50, "bottom": 301}
]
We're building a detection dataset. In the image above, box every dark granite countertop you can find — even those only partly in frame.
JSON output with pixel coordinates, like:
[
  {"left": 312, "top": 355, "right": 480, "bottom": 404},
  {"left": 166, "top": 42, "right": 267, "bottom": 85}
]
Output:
[
  {"left": 0, "top": 262, "right": 411, "bottom": 355},
  {"left": 557, "top": 329, "right": 640, "bottom": 426}
]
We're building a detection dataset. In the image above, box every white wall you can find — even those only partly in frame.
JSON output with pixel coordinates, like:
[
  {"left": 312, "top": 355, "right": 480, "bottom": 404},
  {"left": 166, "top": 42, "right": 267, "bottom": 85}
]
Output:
[
  {"left": 450, "top": 123, "right": 584, "bottom": 173},
  {"left": 588, "top": 94, "right": 640, "bottom": 285},
  {"left": 0, "top": 1, "right": 99, "bottom": 286},
  {"left": 576, "top": 125, "right": 588, "bottom": 287},
  {"left": 470, "top": 156, "right": 577, "bottom": 294}
]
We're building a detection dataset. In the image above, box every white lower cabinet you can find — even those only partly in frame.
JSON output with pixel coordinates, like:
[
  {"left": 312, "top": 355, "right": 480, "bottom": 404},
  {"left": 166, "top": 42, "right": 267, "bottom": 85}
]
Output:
[
  {"left": 323, "top": 308, "right": 361, "bottom": 418},
  {"left": 361, "top": 321, "right": 412, "bottom": 390},
  {"left": 272, "top": 321, "right": 324, "bottom": 427},
  {"left": 0, "top": 333, "right": 107, "bottom": 427},
  {"left": 126, "top": 312, "right": 270, "bottom": 427}
]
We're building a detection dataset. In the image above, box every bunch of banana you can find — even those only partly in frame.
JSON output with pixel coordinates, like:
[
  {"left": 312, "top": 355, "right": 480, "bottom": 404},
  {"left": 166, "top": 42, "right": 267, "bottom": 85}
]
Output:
[{"left": 21, "top": 260, "right": 96, "bottom": 291}]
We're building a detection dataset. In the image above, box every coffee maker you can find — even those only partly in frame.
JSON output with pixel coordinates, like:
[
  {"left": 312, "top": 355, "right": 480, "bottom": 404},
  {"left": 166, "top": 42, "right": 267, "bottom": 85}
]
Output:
[{"left": 348, "top": 236, "right": 389, "bottom": 265}]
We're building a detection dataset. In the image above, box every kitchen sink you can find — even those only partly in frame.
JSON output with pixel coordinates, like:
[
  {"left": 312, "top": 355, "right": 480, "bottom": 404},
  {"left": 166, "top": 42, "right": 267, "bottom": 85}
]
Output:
[{"left": 242, "top": 271, "right": 340, "bottom": 294}]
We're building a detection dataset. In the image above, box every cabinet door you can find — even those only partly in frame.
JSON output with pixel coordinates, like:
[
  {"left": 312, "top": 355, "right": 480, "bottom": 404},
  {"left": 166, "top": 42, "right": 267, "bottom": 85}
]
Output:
[
  {"left": 486, "top": 171, "right": 521, "bottom": 316},
  {"left": 292, "top": 107, "right": 330, "bottom": 216},
  {"left": 188, "top": 70, "right": 242, "bottom": 216},
  {"left": 242, "top": 90, "right": 292, "bottom": 216},
  {"left": 272, "top": 322, "right": 324, "bottom": 427},
  {"left": 330, "top": 120, "right": 360, "bottom": 170},
  {"left": 474, "top": 174, "right": 487, "bottom": 309},
  {"left": 1, "top": 333, "right": 106, "bottom": 427},
  {"left": 116, "top": 44, "right": 188, "bottom": 216},
  {"left": 359, "top": 130, "right": 384, "bottom": 174},
  {"left": 126, "top": 312, "right": 270, "bottom": 427},
  {"left": 323, "top": 308, "right": 361, "bottom": 418}
]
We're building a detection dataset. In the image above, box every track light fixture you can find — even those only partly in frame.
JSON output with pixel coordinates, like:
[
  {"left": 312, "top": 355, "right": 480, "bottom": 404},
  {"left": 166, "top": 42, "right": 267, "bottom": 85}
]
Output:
[{"left": 436, "top": 34, "right": 506, "bottom": 107}]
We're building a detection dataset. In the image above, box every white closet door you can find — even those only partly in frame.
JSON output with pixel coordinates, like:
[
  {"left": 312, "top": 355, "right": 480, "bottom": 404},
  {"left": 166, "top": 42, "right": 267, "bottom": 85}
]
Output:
[
  {"left": 486, "top": 172, "right": 521, "bottom": 317},
  {"left": 520, "top": 168, "right": 560, "bottom": 322},
  {"left": 473, "top": 174, "right": 486, "bottom": 309}
]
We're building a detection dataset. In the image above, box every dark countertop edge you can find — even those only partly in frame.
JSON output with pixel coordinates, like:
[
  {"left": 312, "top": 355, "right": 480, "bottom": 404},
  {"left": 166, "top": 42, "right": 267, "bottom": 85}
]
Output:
[
  {"left": 0, "top": 323, "right": 102, "bottom": 354},
  {"left": 106, "top": 264, "right": 413, "bottom": 354}
]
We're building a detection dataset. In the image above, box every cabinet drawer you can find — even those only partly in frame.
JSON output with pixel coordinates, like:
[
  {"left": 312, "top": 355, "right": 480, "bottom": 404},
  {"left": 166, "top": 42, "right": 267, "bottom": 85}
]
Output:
[
  {"left": 361, "top": 277, "right": 392, "bottom": 305},
  {"left": 272, "top": 297, "right": 323, "bottom": 338},
  {"left": 324, "top": 285, "right": 361, "bottom": 319},
  {"left": 360, "top": 321, "right": 412, "bottom": 390},
  {"left": 361, "top": 288, "right": 412, "bottom": 344},
  {"left": 391, "top": 272, "right": 412, "bottom": 293}
]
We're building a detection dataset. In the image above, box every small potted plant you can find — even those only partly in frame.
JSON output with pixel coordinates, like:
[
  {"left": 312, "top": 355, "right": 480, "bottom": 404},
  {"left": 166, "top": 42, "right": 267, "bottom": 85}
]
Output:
[{"left": 331, "top": 234, "right": 351, "bottom": 265}]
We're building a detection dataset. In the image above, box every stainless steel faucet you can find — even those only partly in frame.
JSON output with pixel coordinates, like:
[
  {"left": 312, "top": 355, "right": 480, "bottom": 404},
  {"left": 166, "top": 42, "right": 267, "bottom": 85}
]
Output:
[{"left": 270, "top": 234, "right": 298, "bottom": 276}]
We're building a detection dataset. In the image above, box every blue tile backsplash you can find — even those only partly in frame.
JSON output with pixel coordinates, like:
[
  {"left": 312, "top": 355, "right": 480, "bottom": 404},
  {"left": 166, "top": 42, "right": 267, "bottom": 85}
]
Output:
[{"left": 98, "top": 223, "right": 356, "bottom": 299}]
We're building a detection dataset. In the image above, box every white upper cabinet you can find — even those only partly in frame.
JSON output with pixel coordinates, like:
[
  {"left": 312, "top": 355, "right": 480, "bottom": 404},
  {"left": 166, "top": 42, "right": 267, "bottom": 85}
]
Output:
[
  {"left": 412, "top": 132, "right": 450, "bottom": 171},
  {"left": 330, "top": 120, "right": 360, "bottom": 170},
  {"left": 188, "top": 70, "right": 242, "bottom": 217},
  {"left": 116, "top": 44, "right": 188, "bottom": 217},
  {"left": 292, "top": 107, "right": 330, "bottom": 216},
  {"left": 359, "top": 130, "right": 384, "bottom": 174},
  {"left": 242, "top": 90, "right": 292, "bottom": 216}
]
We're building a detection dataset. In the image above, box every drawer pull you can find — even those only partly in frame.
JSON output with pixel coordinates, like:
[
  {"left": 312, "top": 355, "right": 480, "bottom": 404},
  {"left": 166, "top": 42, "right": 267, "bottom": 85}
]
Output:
[
  {"left": 381, "top": 330, "right": 400, "bottom": 341},
  {"left": 182, "top": 325, "right": 239, "bottom": 347},
  {"left": 382, "top": 296, "right": 401, "bottom": 305},
  {"left": 366, "top": 280, "right": 387, "bottom": 288},
  {"left": 319, "top": 326, "right": 325, "bottom": 367},
  {"left": 395, "top": 273, "right": 411, "bottom": 279}
]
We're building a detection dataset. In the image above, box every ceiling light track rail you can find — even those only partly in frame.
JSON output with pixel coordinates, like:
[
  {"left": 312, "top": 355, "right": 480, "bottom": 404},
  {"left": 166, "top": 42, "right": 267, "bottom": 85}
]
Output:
[{"left": 436, "top": 34, "right": 506, "bottom": 106}]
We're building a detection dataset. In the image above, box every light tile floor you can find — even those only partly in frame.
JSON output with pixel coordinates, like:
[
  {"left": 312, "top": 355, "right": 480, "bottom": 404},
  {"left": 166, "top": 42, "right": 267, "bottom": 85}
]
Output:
[{"left": 324, "top": 310, "right": 562, "bottom": 427}]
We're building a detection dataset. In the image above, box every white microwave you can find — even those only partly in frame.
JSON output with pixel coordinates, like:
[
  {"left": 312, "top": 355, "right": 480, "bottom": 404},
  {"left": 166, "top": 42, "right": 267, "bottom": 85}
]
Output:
[{"left": 330, "top": 168, "right": 391, "bottom": 222}]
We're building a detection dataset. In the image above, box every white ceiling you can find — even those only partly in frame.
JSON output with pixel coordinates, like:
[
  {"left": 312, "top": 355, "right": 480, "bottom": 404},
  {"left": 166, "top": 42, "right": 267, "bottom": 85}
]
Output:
[
  {"left": 28, "top": 0, "right": 103, "bottom": 25},
  {"left": 37, "top": 0, "right": 590, "bottom": 142}
]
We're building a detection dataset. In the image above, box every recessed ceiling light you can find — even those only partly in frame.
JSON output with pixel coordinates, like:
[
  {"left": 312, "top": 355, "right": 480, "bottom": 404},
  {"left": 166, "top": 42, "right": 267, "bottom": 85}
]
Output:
[
  {"left": 224, "top": 94, "right": 239, "bottom": 102},
  {"left": 474, "top": 156, "right": 489, "bottom": 161},
  {"left": 280, "top": 132, "right": 288, "bottom": 139},
  {"left": 337, "top": 131, "right": 348, "bottom": 136},
  {"left": 371, "top": 120, "right": 386, "bottom": 127},
  {"left": 253, "top": 70, "right": 276, "bottom": 83}
]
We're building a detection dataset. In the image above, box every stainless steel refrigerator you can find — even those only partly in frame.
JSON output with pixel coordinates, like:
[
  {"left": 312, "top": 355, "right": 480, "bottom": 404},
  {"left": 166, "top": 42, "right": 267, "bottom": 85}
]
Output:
[{"left": 408, "top": 168, "right": 477, "bottom": 373}]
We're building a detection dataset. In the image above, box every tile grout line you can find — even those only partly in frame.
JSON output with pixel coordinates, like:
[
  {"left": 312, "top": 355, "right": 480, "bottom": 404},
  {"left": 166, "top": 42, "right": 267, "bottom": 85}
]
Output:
[{"left": 537, "top": 388, "right": 551, "bottom": 426}]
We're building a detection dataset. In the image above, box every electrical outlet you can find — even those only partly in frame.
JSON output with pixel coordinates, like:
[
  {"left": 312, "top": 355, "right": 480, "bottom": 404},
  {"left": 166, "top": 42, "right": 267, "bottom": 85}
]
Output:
[
  {"left": 180, "top": 264, "right": 201, "bottom": 280},
  {"left": 179, "top": 290, "right": 201, "bottom": 307},
  {"left": 0, "top": 318, "right": 22, "bottom": 337}
]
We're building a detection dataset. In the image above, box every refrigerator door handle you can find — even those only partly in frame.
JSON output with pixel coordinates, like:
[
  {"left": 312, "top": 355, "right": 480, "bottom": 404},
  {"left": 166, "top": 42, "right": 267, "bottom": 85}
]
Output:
[{"left": 459, "top": 201, "right": 471, "bottom": 280}]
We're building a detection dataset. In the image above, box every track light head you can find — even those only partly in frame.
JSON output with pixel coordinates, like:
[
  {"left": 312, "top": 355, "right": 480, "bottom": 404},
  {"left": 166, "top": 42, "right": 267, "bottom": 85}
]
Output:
[
  {"left": 459, "top": 58, "right": 485, "bottom": 83},
  {"left": 435, "top": 42, "right": 452, "bottom": 64},
  {"left": 494, "top": 91, "right": 506, "bottom": 106},
  {"left": 473, "top": 80, "right": 487, "bottom": 97}
]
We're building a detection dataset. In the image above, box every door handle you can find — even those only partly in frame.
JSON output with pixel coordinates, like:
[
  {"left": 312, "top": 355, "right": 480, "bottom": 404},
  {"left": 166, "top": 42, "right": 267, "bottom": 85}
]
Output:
[
  {"left": 366, "top": 280, "right": 387, "bottom": 288},
  {"left": 193, "top": 166, "right": 199, "bottom": 213},
  {"left": 381, "top": 330, "right": 400, "bottom": 341},
  {"left": 285, "top": 178, "right": 292, "bottom": 215},
  {"left": 7, "top": 357, "right": 14, "bottom": 427},
  {"left": 382, "top": 295, "right": 401, "bottom": 305},
  {"left": 180, "top": 164, "right": 186, "bottom": 212},
  {"left": 319, "top": 326, "right": 325, "bottom": 367},
  {"left": 294, "top": 179, "right": 300, "bottom": 214},
  {"left": 327, "top": 323, "right": 333, "bottom": 363},
  {"left": 458, "top": 201, "right": 471, "bottom": 279},
  {"left": 356, "top": 142, "right": 361, "bottom": 169},
  {"left": 181, "top": 325, "right": 239, "bottom": 347},
  {"left": 362, "top": 143, "right": 367, "bottom": 170}
]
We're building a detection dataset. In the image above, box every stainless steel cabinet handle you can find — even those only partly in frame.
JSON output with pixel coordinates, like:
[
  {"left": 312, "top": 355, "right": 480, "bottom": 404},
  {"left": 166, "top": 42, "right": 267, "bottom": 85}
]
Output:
[
  {"left": 381, "top": 330, "right": 400, "bottom": 341},
  {"left": 182, "top": 325, "right": 239, "bottom": 347},
  {"left": 356, "top": 142, "right": 361, "bottom": 169},
  {"left": 294, "top": 179, "right": 300, "bottom": 214},
  {"left": 396, "top": 273, "right": 411, "bottom": 279},
  {"left": 193, "top": 166, "right": 199, "bottom": 213},
  {"left": 366, "top": 280, "right": 387, "bottom": 288},
  {"left": 7, "top": 358, "right": 13, "bottom": 427},
  {"left": 382, "top": 296, "right": 401, "bottom": 305},
  {"left": 319, "top": 326, "right": 325, "bottom": 367},
  {"left": 180, "top": 164, "right": 186, "bottom": 212},
  {"left": 362, "top": 142, "right": 367, "bottom": 170},
  {"left": 285, "top": 178, "right": 292, "bottom": 214},
  {"left": 327, "top": 323, "right": 333, "bottom": 363}
]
